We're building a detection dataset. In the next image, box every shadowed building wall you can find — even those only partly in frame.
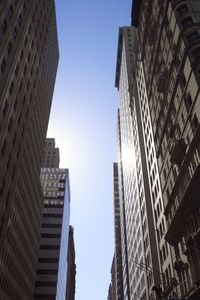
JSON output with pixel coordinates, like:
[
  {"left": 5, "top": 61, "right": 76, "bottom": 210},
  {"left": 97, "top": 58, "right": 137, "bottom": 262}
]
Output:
[
  {"left": 132, "top": 0, "right": 200, "bottom": 299},
  {"left": 66, "top": 225, "right": 76, "bottom": 300},
  {"left": 0, "top": 1, "right": 59, "bottom": 299}
]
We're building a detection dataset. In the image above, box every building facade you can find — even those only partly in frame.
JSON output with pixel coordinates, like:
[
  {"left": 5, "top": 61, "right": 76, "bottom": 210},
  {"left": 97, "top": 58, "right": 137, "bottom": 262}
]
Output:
[
  {"left": 0, "top": 1, "right": 59, "bottom": 299},
  {"left": 107, "top": 256, "right": 117, "bottom": 300},
  {"left": 115, "top": 26, "right": 162, "bottom": 300},
  {"left": 42, "top": 138, "right": 60, "bottom": 168},
  {"left": 113, "top": 162, "right": 124, "bottom": 300},
  {"left": 34, "top": 139, "right": 71, "bottom": 300},
  {"left": 66, "top": 225, "right": 76, "bottom": 300},
  {"left": 131, "top": 0, "right": 200, "bottom": 299}
]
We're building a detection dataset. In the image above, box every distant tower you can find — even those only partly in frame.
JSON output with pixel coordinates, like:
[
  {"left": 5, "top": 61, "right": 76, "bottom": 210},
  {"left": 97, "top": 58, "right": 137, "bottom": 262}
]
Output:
[
  {"left": 34, "top": 139, "right": 71, "bottom": 300},
  {"left": 113, "top": 163, "right": 124, "bottom": 300},
  {"left": 107, "top": 256, "right": 117, "bottom": 300},
  {"left": 42, "top": 138, "right": 60, "bottom": 168},
  {"left": 0, "top": 1, "right": 59, "bottom": 299},
  {"left": 66, "top": 225, "right": 76, "bottom": 300}
]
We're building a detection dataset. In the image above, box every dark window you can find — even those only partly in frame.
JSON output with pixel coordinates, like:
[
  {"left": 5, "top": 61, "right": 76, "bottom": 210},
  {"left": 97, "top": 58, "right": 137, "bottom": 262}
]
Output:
[
  {"left": 20, "top": 50, "right": 24, "bottom": 61},
  {"left": 42, "top": 224, "right": 62, "bottom": 228},
  {"left": 1, "top": 58, "right": 6, "bottom": 73},
  {"left": 38, "top": 257, "right": 59, "bottom": 263},
  {"left": 44, "top": 204, "right": 63, "bottom": 208},
  {"left": 35, "top": 281, "right": 56, "bottom": 287},
  {"left": 41, "top": 233, "right": 61, "bottom": 238},
  {"left": 2, "top": 20, "right": 7, "bottom": 33},
  {"left": 9, "top": 81, "right": 14, "bottom": 95},
  {"left": 33, "top": 294, "right": 55, "bottom": 299},
  {"left": 8, "top": 117, "right": 13, "bottom": 132},
  {"left": 23, "top": 3, "right": 27, "bottom": 13},
  {"left": 14, "top": 64, "right": 19, "bottom": 77},
  {"left": 13, "top": 27, "right": 17, "bottom": 39},
  {"left": 1, "top": 140, "right": 7, "bottom": 156},
  {"left": 43, "top": 213, "right": 62, "bottom": 218},
  {"left": 18, "top": 14, "right": 22, "bottom": 25},
  {"left": 36, "top": 269, "right": 57, "bottom": 275},
  {"left": 40, "top": 245, "right": 60, "bottom": 250},
  {"left": 185, "top": 94, "right": 192, "bottom": 112},
  {"left": 192, "top": 114, "right": 198, "bottom": 131},
  {"left": 8, "top": 5, "right": 13, "bottom": 17},
  {"left": 180, "top": 72, "right": 186, "bottom": 88},
  {"left": 7, "top": 41, "right": 12, "bottom": 54}
]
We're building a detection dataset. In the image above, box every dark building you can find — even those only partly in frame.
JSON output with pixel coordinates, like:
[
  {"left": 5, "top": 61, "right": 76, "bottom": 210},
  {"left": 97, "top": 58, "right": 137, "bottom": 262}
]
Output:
[
  {"left": 107, "top": 256, "right": 117, "bottom": 300},
  {"left": 66, "top": 225, "right": 76, "bottom": 300},
  {"left": 130, "top": 0, "right": 200, "bottom": 299},
  {"left": 113, "top": 163, "right": 124, "bottom": 300},
  {"left": 0, "top": 1, "right": 59, "bottom": 299},
  {"left": 108, "top": 284, "right": 114, "bottom": 300},
  {"left": 34, "top": 139, "right": 71, "bottom": 300}
]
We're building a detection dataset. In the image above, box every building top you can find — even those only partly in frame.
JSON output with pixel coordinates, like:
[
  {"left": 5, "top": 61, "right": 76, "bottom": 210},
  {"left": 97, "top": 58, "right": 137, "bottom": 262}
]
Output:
[
  {"left": 42, "top": 138, "right": 60, "bottom": 168},
  {"left": 115, "top": 27, "right": 135, "bottom": 89},
  {"left": 131, "top": 0, "right": 142, "bottom": 27},
  {"left": 115, "top": 27, "right": 124, "bottom": 89}
]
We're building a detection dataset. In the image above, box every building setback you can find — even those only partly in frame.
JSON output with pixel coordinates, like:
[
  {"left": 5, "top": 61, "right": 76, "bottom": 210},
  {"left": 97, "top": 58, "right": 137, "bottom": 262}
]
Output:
[
  {"left": 0, "top": 1, "right": 59, "bottom": 299},
  {"left": 34, "top": 138, "right": 71, "bottom": 300},
  {"left": 66, "top": 225, "right": 76, "bottom": 300},
  {"left": 131, "top": 0, "right": 200, "bottom": 299}
]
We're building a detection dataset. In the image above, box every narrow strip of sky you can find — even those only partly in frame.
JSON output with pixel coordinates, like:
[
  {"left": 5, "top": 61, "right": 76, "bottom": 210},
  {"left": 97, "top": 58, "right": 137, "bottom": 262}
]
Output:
[{"left": 48, "top": 1, "right": 132, "bottom": 299}]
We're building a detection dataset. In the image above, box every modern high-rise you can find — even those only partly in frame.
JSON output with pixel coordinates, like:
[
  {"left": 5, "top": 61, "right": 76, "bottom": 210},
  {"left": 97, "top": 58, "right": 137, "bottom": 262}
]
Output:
[
  {"left": 66, "top": 225, "right": 76, "bottom": 300},
  {"left": 34, "top": 138, "right": 71, "bottom": 300},
  {"left": 0, "top": 1, "right": 59, "bottom": 299},
  {"left": 131, "top": 0, "right": 200, "bottom": 299},
  {"left": 115, "top": 26, "right": 161, "bottom": 300}
]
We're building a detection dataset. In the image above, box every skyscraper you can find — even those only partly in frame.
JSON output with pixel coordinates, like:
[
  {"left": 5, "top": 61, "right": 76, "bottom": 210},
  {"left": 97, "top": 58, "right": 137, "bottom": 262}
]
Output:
[
  {"left": 113, "top": 163, "right": 124, "bottom": 300},
  {"left": 0, "top": 1, "right": 59, "bottom": 299},
  {"left": 107, "top": 256, "right": 117, "bottom": 300},
  {"left": 131, "top": 0, "right": 200, "bottom": 299},
  {"left": 115, "top": 26, "right": 161, "bottom": 300},
  {"left": 34, "top": 138, "right": 71, "bottom": 300},
  {"left": 66, "top": 225, "right": 76, "bottom": 300}
]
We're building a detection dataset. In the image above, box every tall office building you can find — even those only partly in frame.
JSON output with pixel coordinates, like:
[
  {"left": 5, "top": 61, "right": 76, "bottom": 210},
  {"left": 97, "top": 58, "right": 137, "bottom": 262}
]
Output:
[
  {"left": 115, "top": 26, "right": 161, "bottom": 300},
  {"left": 108, "top": 284, "right": 114, "bottom": 300},
  {"left": 34, "top": 138, "right": 71, "bottom": 300},
  {"left": 107, "top": 256, "right": 117, "bottom": 300},
  {"left": 66, "top": 225, "right": 76, "bottom": 300},
  {"left": 42, "top": 138, "right": 60, "bottom": 168},
  {"left": 113, "top": 162, "right": 124, "bottom": 300},
  {"left": 131, "top": 0, "right": 200, "bottom": 299},
  {"left": 0, "top": 1, "right": 59, "bottom": 299}
]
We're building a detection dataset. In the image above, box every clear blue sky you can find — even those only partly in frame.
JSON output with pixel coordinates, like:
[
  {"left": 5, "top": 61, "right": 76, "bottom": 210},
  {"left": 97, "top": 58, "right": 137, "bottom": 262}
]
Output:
[{"left": 48, "top": 1, "right": 131, "bottom": 299}]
